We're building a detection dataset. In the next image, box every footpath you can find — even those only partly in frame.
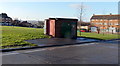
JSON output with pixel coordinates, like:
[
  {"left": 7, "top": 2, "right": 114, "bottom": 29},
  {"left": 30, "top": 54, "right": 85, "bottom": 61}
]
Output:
[{"left": 1, "top": 37, "right": 112, "bottom": 52}]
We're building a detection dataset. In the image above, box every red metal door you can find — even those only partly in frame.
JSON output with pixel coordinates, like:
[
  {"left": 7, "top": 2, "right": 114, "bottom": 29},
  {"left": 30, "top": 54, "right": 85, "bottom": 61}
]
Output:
[{"left": 49, "top": 20, "right": 55, "bottom": 37}]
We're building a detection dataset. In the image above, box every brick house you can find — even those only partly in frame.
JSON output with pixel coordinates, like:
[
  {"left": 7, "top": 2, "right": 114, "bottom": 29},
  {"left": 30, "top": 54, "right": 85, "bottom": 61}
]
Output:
[
  {"left": 90, "top": 14, "right": 120, "bottom": 34},
  {"left": 0, "top": 13, "right": 12, "bottom": 26}
]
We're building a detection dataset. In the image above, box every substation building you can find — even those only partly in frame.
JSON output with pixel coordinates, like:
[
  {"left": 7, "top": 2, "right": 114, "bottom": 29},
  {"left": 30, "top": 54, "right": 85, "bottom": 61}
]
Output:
[{"left": 44, "top": 17, "right": 78, "bottom": 39}]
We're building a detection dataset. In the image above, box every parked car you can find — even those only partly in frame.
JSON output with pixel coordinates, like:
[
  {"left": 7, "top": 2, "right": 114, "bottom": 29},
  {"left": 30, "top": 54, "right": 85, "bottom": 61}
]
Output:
[{"left": 79, "top": 29, "right": 88, "bottom": 32}]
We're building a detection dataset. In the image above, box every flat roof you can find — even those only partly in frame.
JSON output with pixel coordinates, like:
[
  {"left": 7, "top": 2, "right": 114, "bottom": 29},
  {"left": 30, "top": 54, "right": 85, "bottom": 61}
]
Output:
[
  {"left": 49, "top": 18, "right": 78, "bottom": 20},
  {"left": 48, "top": 16, "right": 78, "bottom": 20}
]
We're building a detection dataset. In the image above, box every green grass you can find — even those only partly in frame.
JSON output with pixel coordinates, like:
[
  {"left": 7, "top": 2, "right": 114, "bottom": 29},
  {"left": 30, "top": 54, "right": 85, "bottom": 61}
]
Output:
[
  {"left": 77, "top": 32, "right": 120, "bottom": 40},
  {"left": 1, "top": 26, "right": 119, "bottom": 49},
  {"left": 1, "top": 26, "right": 50, "bottom": 49}
]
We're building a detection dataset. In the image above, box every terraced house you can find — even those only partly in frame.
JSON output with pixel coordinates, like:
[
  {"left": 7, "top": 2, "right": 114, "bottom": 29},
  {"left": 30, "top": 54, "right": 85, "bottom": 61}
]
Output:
[
  {"left": 90, "top": 14, "right": 120, "bottom": 34},
  {"left": 0, "top": 13, "right": 12, "bottom": 26}
]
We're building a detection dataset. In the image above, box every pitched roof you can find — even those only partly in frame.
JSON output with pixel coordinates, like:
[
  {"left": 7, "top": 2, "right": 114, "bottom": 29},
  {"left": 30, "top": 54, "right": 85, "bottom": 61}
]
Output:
[{"left": 90, "top": 14, "right": 120, "bottom": 20}]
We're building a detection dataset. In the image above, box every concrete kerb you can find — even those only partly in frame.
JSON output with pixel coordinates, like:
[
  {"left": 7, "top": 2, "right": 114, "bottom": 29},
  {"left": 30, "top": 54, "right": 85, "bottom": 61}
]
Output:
[
  {"left": 1, "top": 38, "right": 119, "bottom": 52},
  {"left": 1, "top": 40, "right": 100, "bottom": 52},
  {"left": 78, "top": 37, "right": 120, "bottom": 41}
]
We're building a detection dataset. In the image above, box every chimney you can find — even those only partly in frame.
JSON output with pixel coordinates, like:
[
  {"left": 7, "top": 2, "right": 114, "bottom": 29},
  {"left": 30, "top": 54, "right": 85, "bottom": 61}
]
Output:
[{"left": 110, "top": 13, "right": 112, "bottom": 15}]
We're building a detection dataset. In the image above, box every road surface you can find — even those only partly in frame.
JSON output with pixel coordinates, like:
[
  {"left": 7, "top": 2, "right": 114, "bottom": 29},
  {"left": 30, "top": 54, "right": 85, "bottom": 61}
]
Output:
[{"left": 1, "top": 40, "right": 119, "bottom": 64}]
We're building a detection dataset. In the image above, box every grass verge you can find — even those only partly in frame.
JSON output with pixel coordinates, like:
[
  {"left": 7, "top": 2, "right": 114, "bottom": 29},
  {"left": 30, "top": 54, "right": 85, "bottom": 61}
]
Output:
[
  {"left": 77, "top": 32, "right": 120, "bottom": 40},
  {"left": 1, "top": 26, "right": 50, "bottom": 49}
]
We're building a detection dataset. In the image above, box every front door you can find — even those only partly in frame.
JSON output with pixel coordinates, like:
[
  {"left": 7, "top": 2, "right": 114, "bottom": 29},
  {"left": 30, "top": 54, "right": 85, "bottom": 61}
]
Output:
[{"left": 61, "top": 22, "right": 73, "bottom": 38}]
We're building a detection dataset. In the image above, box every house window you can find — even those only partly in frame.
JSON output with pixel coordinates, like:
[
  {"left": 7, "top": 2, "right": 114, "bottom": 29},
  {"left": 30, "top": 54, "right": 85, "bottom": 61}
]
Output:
[
  {"left": 100, "top": 19, "right": 103, "bottom": 21},
  {"left": 109, "top": 20, "right": 113, "bottom": 21},
  {"left": 91, "top": 23, "right": 94, "bottom": 25},
  {"left": 116, "top": 28, "right": 119, "bottom": 32},
  {"left": 91, "top": 19, "right": 94, "bottom": 21},
  {"left": 104, "top": 23, "right": 107, "bottom": 25},
  {"left": 108, "top": 23, "right": 113, "bottom": 25},
  {"left": 96, "top": 23, "right": 98, "bottom": 24},
  {"left": 111, "top": 23, "right": 112, "bottom": 25},
  {"left": 115, "top": 23, "right": 119, "bottom": 25},
  {"left": 114, "top": 20, "right": 118, "bottom": 21}
]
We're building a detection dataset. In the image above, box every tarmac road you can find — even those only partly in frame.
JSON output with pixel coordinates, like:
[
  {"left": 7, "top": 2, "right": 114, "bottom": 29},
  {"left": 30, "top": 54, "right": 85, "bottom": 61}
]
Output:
[{"left": 1, "top": 40, "right": 119, "bottom": 64}]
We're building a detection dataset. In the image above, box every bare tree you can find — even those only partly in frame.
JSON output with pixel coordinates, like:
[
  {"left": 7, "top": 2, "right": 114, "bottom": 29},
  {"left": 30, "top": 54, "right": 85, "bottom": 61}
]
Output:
[
  {"left": 79, "top": 3, "right": 84, "bottom": 36},
  {"left": 71, "top": 3, "right": 86, "bottom": 36}
]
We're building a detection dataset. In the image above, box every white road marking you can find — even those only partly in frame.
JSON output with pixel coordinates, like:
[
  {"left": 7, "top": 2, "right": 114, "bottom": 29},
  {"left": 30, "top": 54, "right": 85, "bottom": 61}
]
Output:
[
  {"left": 22, "top": 49, "right": 46, "bottom": 53},
  {"left": 74, "top": 43, "right": 98, "bottom": 46},
  {"left": 1, "top": 52, "right": 20, "bottom": 56},
  {"left": 2, "top": 49, "right": 46, "bottom": 56}
]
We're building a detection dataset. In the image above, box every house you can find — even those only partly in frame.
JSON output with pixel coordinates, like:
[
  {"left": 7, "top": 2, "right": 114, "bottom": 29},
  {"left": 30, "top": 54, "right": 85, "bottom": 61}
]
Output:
[
  {"left": 90, "top": 14, "right": 120, "bottom": 34},
  {"left": 11, "top": 19, "right": 21, "bottom": 26},
  {"left": 20, "top": 21, "right": 33, "bottom": 27},
  {"left": 77, "top": 21, "right": 90, "bottom": 30},
  {"left": 0, "top": 13, "right": 12, "bottom": 26}
]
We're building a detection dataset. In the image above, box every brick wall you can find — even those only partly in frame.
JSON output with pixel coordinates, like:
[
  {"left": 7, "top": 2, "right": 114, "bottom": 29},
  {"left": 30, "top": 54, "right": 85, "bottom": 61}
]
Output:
[{"left": 90, "top": 14, "right": 120, "bottom": 33}]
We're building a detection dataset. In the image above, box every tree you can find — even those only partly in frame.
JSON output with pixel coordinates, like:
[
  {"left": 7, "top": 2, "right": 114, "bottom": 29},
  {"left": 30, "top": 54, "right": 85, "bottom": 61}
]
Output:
[{"left": 38, "top": 21, "right": 44, "bottom": 28}]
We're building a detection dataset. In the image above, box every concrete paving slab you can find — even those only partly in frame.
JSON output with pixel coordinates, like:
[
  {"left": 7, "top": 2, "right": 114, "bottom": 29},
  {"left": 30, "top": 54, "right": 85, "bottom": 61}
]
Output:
[
  {"left": 26, "top": 38, "right": 99, "bottom": 47},
  {"left": 1, "top": 38, "right": 100, "bottom": 52}
]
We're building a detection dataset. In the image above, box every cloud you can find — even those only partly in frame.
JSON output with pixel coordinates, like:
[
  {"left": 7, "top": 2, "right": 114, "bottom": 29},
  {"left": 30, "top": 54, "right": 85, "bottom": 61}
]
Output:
[{"left": 69, "top": 3, "right": 88, "bottom": 9}]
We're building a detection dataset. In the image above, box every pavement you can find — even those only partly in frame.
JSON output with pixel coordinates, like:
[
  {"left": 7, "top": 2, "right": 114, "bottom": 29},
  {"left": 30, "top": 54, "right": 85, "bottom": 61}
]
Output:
[
  {"left": 26, "top": 37, "right": 100, "bottom": 47},
  {"left": 1, "top": 37, "right": 100, "bottom": 52},
  {"left": 1, "top": 40, "right": 119, "bottom": 64}
]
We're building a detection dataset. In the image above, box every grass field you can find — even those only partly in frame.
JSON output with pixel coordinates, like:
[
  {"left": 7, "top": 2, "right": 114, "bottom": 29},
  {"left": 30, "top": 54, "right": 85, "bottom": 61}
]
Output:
[
  {"left": 1, "top": 26, "right": 119, "bottom": 49},
  {"left": 1, "top": 26, "right": 50, "bottom": 49},
  {"left": 78, "top": 32, "right": 120, "bottom": 40}
]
